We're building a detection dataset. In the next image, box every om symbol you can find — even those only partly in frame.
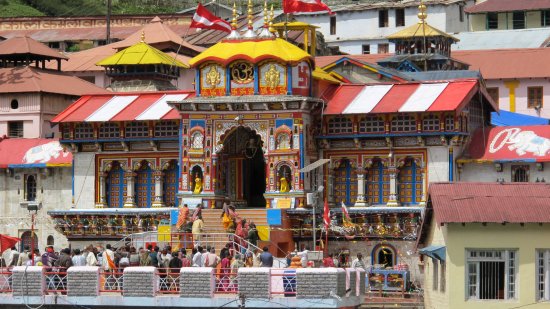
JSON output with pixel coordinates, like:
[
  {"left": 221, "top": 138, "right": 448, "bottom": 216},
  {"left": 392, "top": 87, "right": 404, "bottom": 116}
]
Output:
[{"left": 231, "top": 61, "right": 254, "bottom": 84}]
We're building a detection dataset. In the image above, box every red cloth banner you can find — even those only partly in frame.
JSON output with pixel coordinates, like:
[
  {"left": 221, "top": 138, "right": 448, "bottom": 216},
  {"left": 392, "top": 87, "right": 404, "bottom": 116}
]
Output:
[
  {"left": 190, "top": 3, "right": 232, "bottom": 33},
  {"left": 283, "top": 0, "right": 332, "bottom": 14}
]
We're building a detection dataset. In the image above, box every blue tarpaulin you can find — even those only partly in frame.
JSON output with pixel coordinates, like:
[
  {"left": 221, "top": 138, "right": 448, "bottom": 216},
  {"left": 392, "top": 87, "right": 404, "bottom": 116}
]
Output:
[{"left": 491, "top": 110, "right": 550, "bottom": 126}]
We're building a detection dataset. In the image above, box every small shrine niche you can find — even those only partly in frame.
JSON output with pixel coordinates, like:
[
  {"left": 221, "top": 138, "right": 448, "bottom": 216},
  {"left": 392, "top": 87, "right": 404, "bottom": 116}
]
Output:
[
  {"left": 200, "top": 63, "right": 226, "bottom": 96},
  {"left": 259, "top": 62, "right": 287, "bottom": 95},
  {"left": 229, "top": 61, "right": 255, "bottom": 95}
]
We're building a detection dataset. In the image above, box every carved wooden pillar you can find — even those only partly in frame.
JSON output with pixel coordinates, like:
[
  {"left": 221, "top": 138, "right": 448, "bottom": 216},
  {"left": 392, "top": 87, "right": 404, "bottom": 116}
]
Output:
[
  {"left": 95, "top": 172, "right": 107, "bottom": 208},
  {"left": 354, "top": 166, "right": 367, "bottom": 207},
  {"left": 386, "top": 166, "right": 399, "bottom": 207},
  {"left": 152, "top": 169, "right": 165, "bottom": 208},
  {"left": 123, "top": 169, "right": 136, "bottom": 208}
]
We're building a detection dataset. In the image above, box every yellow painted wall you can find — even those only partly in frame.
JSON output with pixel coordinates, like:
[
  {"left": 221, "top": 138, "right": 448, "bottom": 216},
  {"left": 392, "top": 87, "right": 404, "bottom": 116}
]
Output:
[
  {"left": 427, "top": 223, "right": 550, "bottom": 309},
  {"left": 470, "top": 14, "right": 486, "bottom": 31},
  {"left": 470, "top": 11, "right": 544, "bottom": 31},
  {"left": 423, "top": 217, "right": 449, "bottom": 309}
]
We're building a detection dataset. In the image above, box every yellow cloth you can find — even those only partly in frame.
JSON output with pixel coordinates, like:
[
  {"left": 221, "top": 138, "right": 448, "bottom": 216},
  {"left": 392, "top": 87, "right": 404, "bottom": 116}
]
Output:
[
  {"left": 222, "top": 213, "right": 232, "bottom": 230},
  {"left": 257, "top": 226, "right": 269, "bottom": 241}
]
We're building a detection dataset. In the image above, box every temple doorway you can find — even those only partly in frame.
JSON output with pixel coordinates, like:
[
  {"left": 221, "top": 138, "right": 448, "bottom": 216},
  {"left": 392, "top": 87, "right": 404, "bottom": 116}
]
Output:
[{"left": 217, "top": 127, "right": 266, "bottom": 207}]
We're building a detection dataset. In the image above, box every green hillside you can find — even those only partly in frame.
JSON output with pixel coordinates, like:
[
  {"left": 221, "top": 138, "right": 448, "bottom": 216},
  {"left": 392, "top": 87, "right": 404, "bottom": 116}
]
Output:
[{"left": 0, "top": 0, "right": 185, "bottom": 17}]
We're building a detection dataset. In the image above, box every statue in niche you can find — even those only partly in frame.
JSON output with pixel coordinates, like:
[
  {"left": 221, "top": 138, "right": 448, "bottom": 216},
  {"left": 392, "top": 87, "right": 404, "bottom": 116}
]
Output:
[
  {"left": 193, "top": 173, "right": 203, "bottom": 194},
  {"left": 280, "top": 176, "right": 289, "bottom": 193}
]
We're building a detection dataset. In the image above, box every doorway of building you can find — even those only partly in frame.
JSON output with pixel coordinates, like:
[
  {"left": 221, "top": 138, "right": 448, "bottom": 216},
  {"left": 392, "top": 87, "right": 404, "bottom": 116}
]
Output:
[{"left": 217, "top": 126, "right": 266, "bottom": 207}]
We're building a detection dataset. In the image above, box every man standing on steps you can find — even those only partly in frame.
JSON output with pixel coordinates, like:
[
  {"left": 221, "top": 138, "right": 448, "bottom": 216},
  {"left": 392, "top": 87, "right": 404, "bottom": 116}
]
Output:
[
  {"left": 192, "top": 215, "right": 204, "bottom": 246},
  {"left": 259, "top": 246, "right": 273, "bottom": 267}
]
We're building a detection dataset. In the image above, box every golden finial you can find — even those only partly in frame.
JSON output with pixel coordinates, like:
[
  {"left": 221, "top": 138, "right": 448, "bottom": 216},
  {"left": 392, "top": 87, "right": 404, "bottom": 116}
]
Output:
[
  {"left": 263, "top": 1, "right": 268, "bottom": 27},
  {"left": 247, "top": 0, "right": 253, "bottom": 30},
  {"left": 269, "top": 4, "right": 275, "bottom": 33},
  {"left": 140, "top": 31, "right": 145, "bottom": 43},
  {"left": 418, "top": 0, "right": 427, "bottom": 24},
  {"left": 231, "top": 2, "right": 238, "bottom": 29}
]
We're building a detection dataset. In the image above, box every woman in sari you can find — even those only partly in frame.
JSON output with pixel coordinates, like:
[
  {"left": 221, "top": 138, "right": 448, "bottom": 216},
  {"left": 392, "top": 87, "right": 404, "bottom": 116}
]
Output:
[{"left": 218, "top": 254, "right": 232, "bottom": 292}]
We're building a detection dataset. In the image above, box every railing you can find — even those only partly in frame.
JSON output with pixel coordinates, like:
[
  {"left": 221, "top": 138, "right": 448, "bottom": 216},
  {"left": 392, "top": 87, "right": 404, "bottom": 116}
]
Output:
[
  {"left": 157, "top": 268, "right": 180, "bottom": 294},
  {"left": 99, "top": 268, "right": 124, "bottom": 293},
  {"left": 270, "top": 269, "right": 297, "bottom": 297},
  {"left": 0, "top": 270, "right": 12, "bottom": 293},
  {"left": 45, "top": 267, "right": 68, "bottom": 294},
  {"left": 214, "top": 268, "right": 238, "bottom": 294}
]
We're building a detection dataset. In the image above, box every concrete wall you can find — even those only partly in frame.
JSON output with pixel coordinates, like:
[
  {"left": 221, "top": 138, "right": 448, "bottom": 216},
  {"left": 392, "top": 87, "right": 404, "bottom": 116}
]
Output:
[
  {"left": 444, "top": 223, "right": 550, "bottom": 309},
  {"left": 297, "top": 2, "right": 471, "bottom": 54},
  {"left": 486, "top": 79, "right": 550, "bottom": 119},
  {"left": 0, "top": 167, "right": 71, "bottom": 251},
  {"left": 73, "top": 152, "right": 96, "bottom": 209},
  {"left": 460, "top": 162, "right": 549, "bottom": 183},
  {"left": 422, "top": 214, "right": 449, "bottom": 309}
]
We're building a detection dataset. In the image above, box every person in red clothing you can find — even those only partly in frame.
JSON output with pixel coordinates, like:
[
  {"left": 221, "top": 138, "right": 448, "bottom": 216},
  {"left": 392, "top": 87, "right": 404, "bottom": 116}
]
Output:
[{"left": 323, "top": 253, "right": 335, "bottom": 267}]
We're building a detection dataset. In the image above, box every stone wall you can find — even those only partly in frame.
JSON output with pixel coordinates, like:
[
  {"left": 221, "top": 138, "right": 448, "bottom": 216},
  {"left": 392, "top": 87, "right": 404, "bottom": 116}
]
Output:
[
  {"left": 238, "top": 268, "right": 271, "bottom": 299},
  {"left": 296, "top": 268, "right": 346, "bottom": 299},
  {"left": 67, "top": 266, "right": 99, "bottom": 296},
  {"left": 123, "top": 266, "right": 157, "bottom": 297},
  {"left": 12, "top": 266, "right": 45, "bottom": 296},
  {"left": 180, "top": 267, "right": 214, "bottom": 298}
]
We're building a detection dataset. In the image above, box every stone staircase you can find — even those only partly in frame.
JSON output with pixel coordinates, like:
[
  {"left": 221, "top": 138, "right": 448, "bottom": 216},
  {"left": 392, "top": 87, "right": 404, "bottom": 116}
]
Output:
[{"left": 201, "top": 208, "right": 269, "bottom": 233}]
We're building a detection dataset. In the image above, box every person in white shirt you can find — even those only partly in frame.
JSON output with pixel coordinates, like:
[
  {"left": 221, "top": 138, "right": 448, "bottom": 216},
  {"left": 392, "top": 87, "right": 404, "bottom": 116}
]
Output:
[
  {"left": 85, "top": 245, "right": 98, "bottom": 266},
  {"left": 102, "top": 244, "right": 115, "bottom": 271},
  {"left": 192, "top": 246, "right": 203, "bottom": 267},
  {"left": 72, "top": 248, "right": 86, "bottom": 266},
  {"left": 298, "top": 247, "right": 309, "bottom": 268},
  {"left": 351, "top": 253, "right": 367, "bottom": 271}
]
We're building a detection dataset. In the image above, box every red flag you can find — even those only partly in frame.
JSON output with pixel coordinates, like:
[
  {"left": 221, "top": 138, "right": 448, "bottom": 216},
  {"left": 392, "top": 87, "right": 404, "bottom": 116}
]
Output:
[
  {"left": 283, "top": 0, "right": 333, "bottom": 14},
  {"left": 341, "top": 201, "right": 351, "bottom": 222},
  {"left": 323, "top": 200, "right": 330, "bottom": 228},
  {"left": 190, "top": 3, "right": 232, "bottom": 33},
  {"left": 0, "top": 234, "right": 21, "bottom": 254}
]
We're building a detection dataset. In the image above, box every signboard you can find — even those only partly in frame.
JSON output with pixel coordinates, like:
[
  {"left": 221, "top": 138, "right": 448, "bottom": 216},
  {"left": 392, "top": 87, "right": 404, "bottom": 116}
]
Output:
[{"left": 267, "top": 209, "right": 282, "bottom": 225}]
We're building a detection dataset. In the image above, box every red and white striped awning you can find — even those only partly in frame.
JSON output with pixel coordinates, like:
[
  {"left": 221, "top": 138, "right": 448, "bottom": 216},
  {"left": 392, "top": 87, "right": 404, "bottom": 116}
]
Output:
[
  {"left": 52, "top": 91, "right": 194, "bottom": 123},
  {"left": 325, "top": 80, "right": 480, "bottom": 115}
]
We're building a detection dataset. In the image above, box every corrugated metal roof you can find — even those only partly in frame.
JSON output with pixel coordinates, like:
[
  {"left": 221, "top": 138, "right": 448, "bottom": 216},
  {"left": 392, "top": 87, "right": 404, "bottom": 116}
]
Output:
[
  {"left": 453, "top": 28, "right": 550, "bottom": 50},
  {"left": 465, "top": 0, "right": 550, "bottom": 13},
  {"left": 0, "top": 35, "right": 67, "bottom": 60},
  {"left": 0, "top": 66, "right": 107, "bottom": 96},
  {"left": 429, "top": 182, "right": 550, "bottom": 224}
]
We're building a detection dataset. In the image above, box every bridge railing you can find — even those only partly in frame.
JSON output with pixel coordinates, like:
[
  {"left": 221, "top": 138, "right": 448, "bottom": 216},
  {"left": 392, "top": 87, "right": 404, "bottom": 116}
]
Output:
[
  {"left": 0, "top": 270, "right": 12, "bottom": 293},
  {"left": 45, "top": 267, "right": 68, "bottom": 295},
  {"left": 156, "top": 268, "right": 180, "bottom": 294}
]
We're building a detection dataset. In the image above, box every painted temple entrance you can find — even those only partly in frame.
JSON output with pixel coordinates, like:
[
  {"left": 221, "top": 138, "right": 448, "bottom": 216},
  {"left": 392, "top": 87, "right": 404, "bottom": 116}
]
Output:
[{"left": 216, "top": 127, "right": 266, "bottom": 207}]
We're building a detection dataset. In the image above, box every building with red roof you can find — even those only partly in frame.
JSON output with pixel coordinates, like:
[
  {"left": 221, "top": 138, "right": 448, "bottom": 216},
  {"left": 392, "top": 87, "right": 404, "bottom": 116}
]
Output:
[
  {"left": 419, "top": 182, "right": 550, "bottom": 308},
  {"left": 465, "top": 0, "right": 550, "bottom": 31}
]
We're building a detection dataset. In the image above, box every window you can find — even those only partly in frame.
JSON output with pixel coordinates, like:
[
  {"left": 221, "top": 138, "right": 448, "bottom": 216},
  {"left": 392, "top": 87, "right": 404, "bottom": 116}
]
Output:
[
  {"left": 395, "top": 8, "right": 405, "bottom": 27},
  {"left": 61, "top": 124, "right": 71, "bottom": 139},
  {"left": 372, "top": 244, "right": 396, "bottom": 268},
  {"left": 276, "top": 133, "right": 291, "bottom": 149},
  {"left": 379, "top": 10, "right": 389, "bottom": 27},
  {"left": 163, "top": 160, "right": 178, "bottom": 207},
  {"left": 47, "top": 235, "right": 54, "bottom": 246},
  {"left": 486, "top": 87, "right": 499, "bottom": 105},
  {"left": 191, "top": 131, "right": 204, "bottom": 149},
  {"left": 440, "top": 261, "right": 446, "bottom": 292},
  {"left": 422, "top": 114, "right": 440, "bottom": 131},
  {"left": 106, "top": 161, "right": 126, "bottom": 208},
  {"left": 445, "top": 115, "right": 455, "bottom": 131},
  {"left": 330, "top": 15, "right": 336, "bottom": 35},
  {"left": 362, "top": 44, "right": 371, "bottom": 54},
  {"left": 334, "top": 159, "right": 357, "bottom": 206},
  {"left": 154, "top": 121, "right": 179, "bottom": 137},
  {"left": 135, "top": 161, "right": 154, "bottom": 208},
  {"left": 366, "top": 159, "right": 389, "bottom": 205},
  {"left": 378, "top": 43, "right": 389, "bottom": 54},
  {"left": 74, "top": 123, "right": 93, "bottom": 139},
  {"left": 398, "top": 158, "right": 423, "bottom": 205},
  {"left": 126, "top": 122, "right": 148, "bottom": 138},
  {"left": 512, "top": 11, "right": 525, "bottom": 29},
  {"left": 25, "top": 175, "right": 37, "bottom": 202},
  {"left": 359, "top": 116, "right": 385, "bottom": 133},
  {"left": 543, "top": 10, "right": 550, "bottom": 27},
  {"left": 8, "top": 121, "right": 23, "bottom": 138},
  {"left": 467, "top": 250, "right": 517, "bottom": 300},
  {"left": 391, "top": 115, "right": 416, "bottom": 132},
  {"left": 99, "top": 123, "right": 120, "bottom": 139},
  {"left": 432, "top": 258, "right": 439, "bottom": 291},
  {"left": 512, "top": 165, "right": 529, "bottom": 182},
  {"left": 537, "top": 249, "right": 550, "bottom": 301},
  {"left": 10, "top": 99, "right": 18, "bottom": 110},
  {"left": 487, "top": 12, "right": 499, "bottom": 29},
  {"left": 328, "top": 116, "right": 353, "bottom": 134},
  {"left": 528, "top": 86, "right": 543, "bottom": 109}
]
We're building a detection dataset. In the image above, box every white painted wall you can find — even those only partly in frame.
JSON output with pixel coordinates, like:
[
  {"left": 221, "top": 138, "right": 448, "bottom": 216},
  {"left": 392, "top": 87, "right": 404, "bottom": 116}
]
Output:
[
  {"left": 486, "top": 79, "right": 550, "bottom": 119},
  {"left": 0, "top": 167, "right": 71, "bottom": 251},
  {"left": 73, "top": 152, "right": 96, "bottom": 209},
  {"left": 296, "top": 2, "right": 472, "bottom": 54},
  {"left": 459, "top": 162, "right": 549, "bottom": 183}
]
